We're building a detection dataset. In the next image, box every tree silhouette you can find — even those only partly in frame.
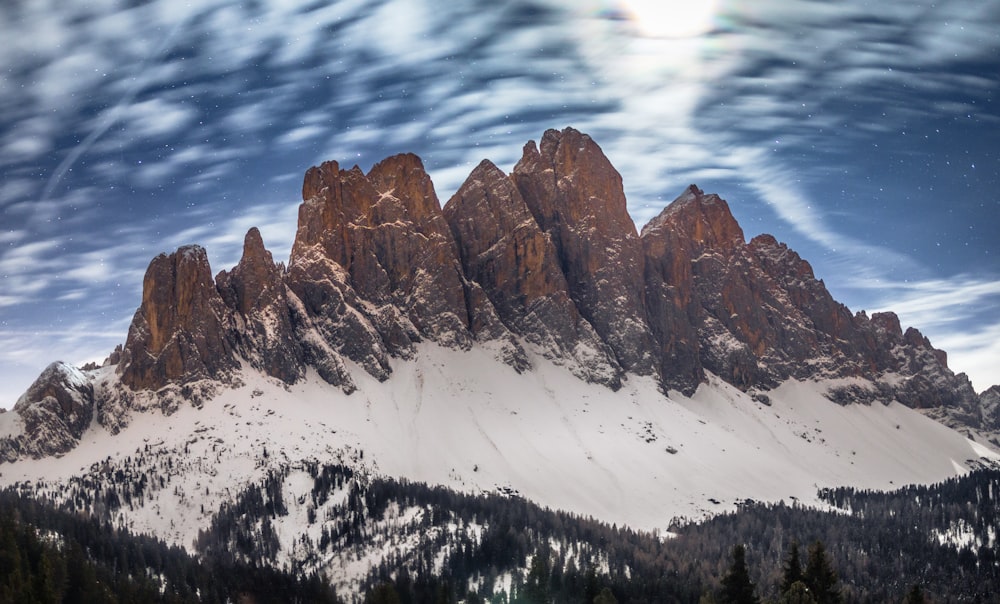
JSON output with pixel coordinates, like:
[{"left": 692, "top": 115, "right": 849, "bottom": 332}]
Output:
[
  {"left": 803, "top": 541, "right": 841, "bottom": 604},
  {"left": 779, "top": 581, "right": 816, "bottom": 604},
  {"left": 780, "top": 540, "right": 803, "bottom": 595},
  {"left": 720, "top": 544, "right": 760, "bottom": 604}
]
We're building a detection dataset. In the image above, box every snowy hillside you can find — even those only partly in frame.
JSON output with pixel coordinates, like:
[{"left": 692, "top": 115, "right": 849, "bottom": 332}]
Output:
[{"left": 2, "top": 344, "right": 995, "bottom": 554}]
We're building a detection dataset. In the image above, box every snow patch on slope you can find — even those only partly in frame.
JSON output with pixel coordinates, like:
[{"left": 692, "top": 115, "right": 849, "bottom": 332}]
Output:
[{"left": 0, "top": 344, "right": 996, "bottom": 549}]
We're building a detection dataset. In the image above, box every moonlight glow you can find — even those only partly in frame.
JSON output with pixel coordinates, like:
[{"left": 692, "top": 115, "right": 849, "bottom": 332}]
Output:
[{"left": 622, "top": 0, "right": 717, "bottom": 38}]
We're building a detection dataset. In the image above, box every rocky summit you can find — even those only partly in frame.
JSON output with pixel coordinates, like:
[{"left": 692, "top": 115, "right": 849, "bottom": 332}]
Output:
[{"left": 2, "top": 127, "right": 996, "bottom": 460}]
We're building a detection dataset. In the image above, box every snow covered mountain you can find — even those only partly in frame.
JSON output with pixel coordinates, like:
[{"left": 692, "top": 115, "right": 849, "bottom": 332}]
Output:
[{"left": 1, "top": 127, "right": 997, "bottom": 595}]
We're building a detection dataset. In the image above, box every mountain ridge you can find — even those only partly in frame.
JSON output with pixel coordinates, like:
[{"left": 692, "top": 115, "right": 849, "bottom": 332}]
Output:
[
  {"left": 2, "top": 128, "right": 999, "bottom": 599},
  {"left": 2, "top": 127, "right": 997, "bottom": 462}
]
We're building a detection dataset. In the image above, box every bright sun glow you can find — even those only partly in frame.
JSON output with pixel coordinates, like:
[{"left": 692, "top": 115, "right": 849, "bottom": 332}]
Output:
[{"left": 622, "top": 0, "right": 718, "bottom": 38}]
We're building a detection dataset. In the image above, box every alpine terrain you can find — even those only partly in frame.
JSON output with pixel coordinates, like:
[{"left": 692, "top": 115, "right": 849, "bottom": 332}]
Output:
[{"left": 1, "top": 128, "right": 998, "bottom": 601}]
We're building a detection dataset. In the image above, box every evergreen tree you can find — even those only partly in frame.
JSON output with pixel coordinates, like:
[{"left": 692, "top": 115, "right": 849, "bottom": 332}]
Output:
[
  {"left": 803, "top": 541, "right": 841, "bottom": 604},
  {"left": 780, "top": 540, "right": 803, "bottom": 595},
  {"left": 719, "top": 544, "right": 760, "bottom": 604},
  {"left": 365, "top": 582, "right": 402, "bottom": 604},
  {"left": 904, "top": 584, "right": 926, "bottom": 604},
  {"left": 583, "top": 568, "right": 600, "bottom": 604},
  {"left": 593, "top": 586, "right": 618, "bottom": 604},
  {"left": 778, "top": 581, "right": 817, "bottom": 604},
  {"left": 522, "top": 552, "right": 551, "bottom": 603}
]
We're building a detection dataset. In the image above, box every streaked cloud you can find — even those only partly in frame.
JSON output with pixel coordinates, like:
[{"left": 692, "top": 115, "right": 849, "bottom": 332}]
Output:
[{"left": 0, "top": 0, "right": 997, "bottom": 405}]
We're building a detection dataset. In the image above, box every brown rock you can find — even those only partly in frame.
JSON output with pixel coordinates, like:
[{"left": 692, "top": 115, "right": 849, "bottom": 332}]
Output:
[
  {"left": 216, "top": 228, "right": 305, "bottom": 384},
  {"left": 286, "top": 244, "right": 395, "bottom": 381},
  {"left": 512, "top": 127, "right": 657, "bottom": 375},
  {"left": 445, "top": 159, "right": 621, "bottom": 387},
  {"left": 119, "top": 245, "right": 237, "bottom": 390},
  {"left": 289, "top": 155, "right": 475, "bottom": 372},
  {"left": 639, "top": 190, "right": 704, "bottom": 394},
  {"left": 364, "top": 154, "right": 472, "bottom": 347}
]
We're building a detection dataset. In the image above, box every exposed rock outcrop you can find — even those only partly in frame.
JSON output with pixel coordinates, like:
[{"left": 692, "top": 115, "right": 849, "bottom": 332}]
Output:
[
  {"left": 444, "top": 159, "right": 621, "bottom": 387},
  {"left": 512, "top": 127, "right": 658, "bottom": 376},
  {"left": 641, "top": 185, "right": 980, "bottom": 417},
  {"left": 6, "top": 127, "right": 993, "bottom": 461},
  {"left": 118, "top": 245, "right": 238, "bottom": 391},
  {"left": 981, "top": 386, "right": 1000, "bottom": 437},
  {"left": 216, "top": 228, "right": 304, "bottom": 385},
  {"left": 0, "top": 362, "right": 94, "bottom": 460}
]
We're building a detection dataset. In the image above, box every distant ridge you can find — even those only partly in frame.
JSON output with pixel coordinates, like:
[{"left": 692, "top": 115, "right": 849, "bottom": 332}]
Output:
[{"left": 2, "top": 127, "right": 997, "bottom": 461}]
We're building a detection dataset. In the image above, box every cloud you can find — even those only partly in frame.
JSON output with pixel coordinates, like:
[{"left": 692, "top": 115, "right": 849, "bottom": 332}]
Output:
[
  {"left": 0, "top": 0, "right": 997, "bottom": 404},
  {"left": 866, "top": 276, "right": 1000, "bottom": 332},
  {"left": 120, "top": 99, "right": 198, "bottom": 140},
  {"left": 277, "top": 125, "right": 326, "bottom": 147},
  {"left": 856, "top": 275, "right": 1000, "bottom": 391},
  {"left": 934, "top": 321, "right": 1000, "bottom": 393}
]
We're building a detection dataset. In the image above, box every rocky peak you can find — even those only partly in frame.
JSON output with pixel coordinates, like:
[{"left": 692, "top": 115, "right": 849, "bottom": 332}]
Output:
[
  {"left": 747, "top": 234, "right": 858, "bottom": 343},
  {"left": 444, "top": 159, "right": 621, "bottom": 387},
  {"left": 286, "top": 152, "right": 482, "bottom": 382},
  {"left": 119, "top": 245, "right": 237, "bottom": 391},
  {"left": 367, "top": 153, "right": 441, "bottom": 229},
  {"left": 217, "top": 229, "right": 304, "bottom": 385},
  {"left": 0, "top": 362, "right": 94, "bottom": 461},
  {"left": 870, "top": 311, "right": 904, "bottom": 337},
  {"left": 514, "top": 128, "right": 636, "bottom": 238},
  {"left": 980, "top": 386, "right": 1000, "bottom": 437},
  {"left": 512, "top": 127, "right": 657, "bottom": 376},
  {"left": 218, "top": 228, "right": 281, "bottom": 316},
  {"left": 301, "top": 160, "right": 341, "bottom": 202},
  {"left": 902, "top": 326, "right": 948, "bottom": 368},
  {"left": 643, "top": 185, "right": 745, "bottom": 256},
  {"left": 8, "top": 126, "right": 994, "bottom": 464}
]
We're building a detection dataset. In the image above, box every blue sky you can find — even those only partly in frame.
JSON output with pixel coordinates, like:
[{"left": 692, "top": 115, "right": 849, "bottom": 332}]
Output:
[{"left": 1, "top": 0, "right": 998, "bottom": 406}]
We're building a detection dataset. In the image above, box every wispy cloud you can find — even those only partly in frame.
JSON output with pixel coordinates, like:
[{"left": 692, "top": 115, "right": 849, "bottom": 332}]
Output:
[
  {"left": 867, "top": 277, "right": 1000, "bottom": 331},
  {"left": 850, "top": 275, "right": 1000, "bottom": 391},
  {"left": 0, "top": 0, "right": 996, "bottom": 402}
]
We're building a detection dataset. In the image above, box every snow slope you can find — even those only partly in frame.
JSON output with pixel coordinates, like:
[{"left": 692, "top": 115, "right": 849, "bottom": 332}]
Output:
[{"left": 1, "top": 343, "right": 996, "bottom": 552}]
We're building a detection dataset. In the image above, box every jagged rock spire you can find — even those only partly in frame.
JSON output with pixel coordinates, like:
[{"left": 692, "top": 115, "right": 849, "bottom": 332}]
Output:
[
  {"left": 119, "top": 245, "right": 237, "bottom": 391},
  {"left": 7, "top": 127, "right": 989, "bottom": 463},
  {"left": 512, "top": 127, "right": 658, "bottom": 376}
]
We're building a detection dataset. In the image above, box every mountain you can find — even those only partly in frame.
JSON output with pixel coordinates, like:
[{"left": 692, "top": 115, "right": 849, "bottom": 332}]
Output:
[
  {"left": 0, "top": 127, "right": 997, "bottom": 598},
  {"left": 4, "top": 465, "right": 996, "bottom": 603}
]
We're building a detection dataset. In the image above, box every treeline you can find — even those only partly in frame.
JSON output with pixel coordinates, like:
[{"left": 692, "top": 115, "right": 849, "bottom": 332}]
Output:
[
  {"left": 5, "top": 464, "right": 999, "bottom": 602},
  {"left": 196, "top": 462, "right": 703, "bottom": 602},
  {"left": 196, "top": 464, "right": 1000, "bottom": 603},
  {"left": 0, "top": 489, "right": 339, "bottom": 603},
  {"left": 669, "top": 469, "right": 1000, "bottom": 602}
]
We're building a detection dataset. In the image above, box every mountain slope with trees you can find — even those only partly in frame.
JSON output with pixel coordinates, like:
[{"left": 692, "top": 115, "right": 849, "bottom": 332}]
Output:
[{"left": 3, "top": 469, "right": 997, "bottom": 602}]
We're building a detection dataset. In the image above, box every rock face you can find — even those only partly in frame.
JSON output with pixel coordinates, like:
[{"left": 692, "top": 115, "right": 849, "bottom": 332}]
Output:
[
  {"left": 0, "top": 362, "right": 94, "bottom": 460},
  {"left": 119, "top": 246, "right": 238, "bottom": 391},
  {"left": 980, "top": 387, "right": 1000, "bottom": 440},
  {"left": 291, "top": 155, "right": 476, "bottom": 379},
  {"left": 640, "top": 184, "right": 982, "bottom": 416},
  {"left": 444, "top": 159, "right": 621, "bottom": 387},
  {"left": 216, "top": 228, "right": 303, "bottom": 385},
  {"left": 7, "top": 126, "right": 995, "bottom": 460},
  {"left": 512, "top": 128, "right": 658, "bottom": 377}
]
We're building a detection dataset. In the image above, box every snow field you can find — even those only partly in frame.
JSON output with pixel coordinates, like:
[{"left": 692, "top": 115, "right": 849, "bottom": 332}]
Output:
[{"left": 1, "top": 343, "right": 996, "bottom": 554}]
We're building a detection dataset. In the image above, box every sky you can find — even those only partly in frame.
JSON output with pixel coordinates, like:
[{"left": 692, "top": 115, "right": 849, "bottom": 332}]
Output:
[{"left": 1, "top": 0, "right": 998, "bottom": 407}]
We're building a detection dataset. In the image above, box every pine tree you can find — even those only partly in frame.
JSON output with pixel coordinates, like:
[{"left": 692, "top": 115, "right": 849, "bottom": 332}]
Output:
[
  {"left": 522, "top": 552, "right": 552, "bottom": 603},
  {"left": 778, "top": 581, "right": 817, "bottom": 604},
  {"left": 780, "top": 540, "right": 803, "bottom": 595},
  {"left": 803, "top": 541, "right": 841, "bottom": 604},
  {"left": 719, "top": 544, "right": 760, "bottom": 604},
  {"left": 594, "top": 586, "right": 618, "bottom": 604},
  {"left": 365, "top": 581, "right": 402, "bottom": 604},
  {"left": 904, "top": 584, "right": 926, "bottom": 604}
]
